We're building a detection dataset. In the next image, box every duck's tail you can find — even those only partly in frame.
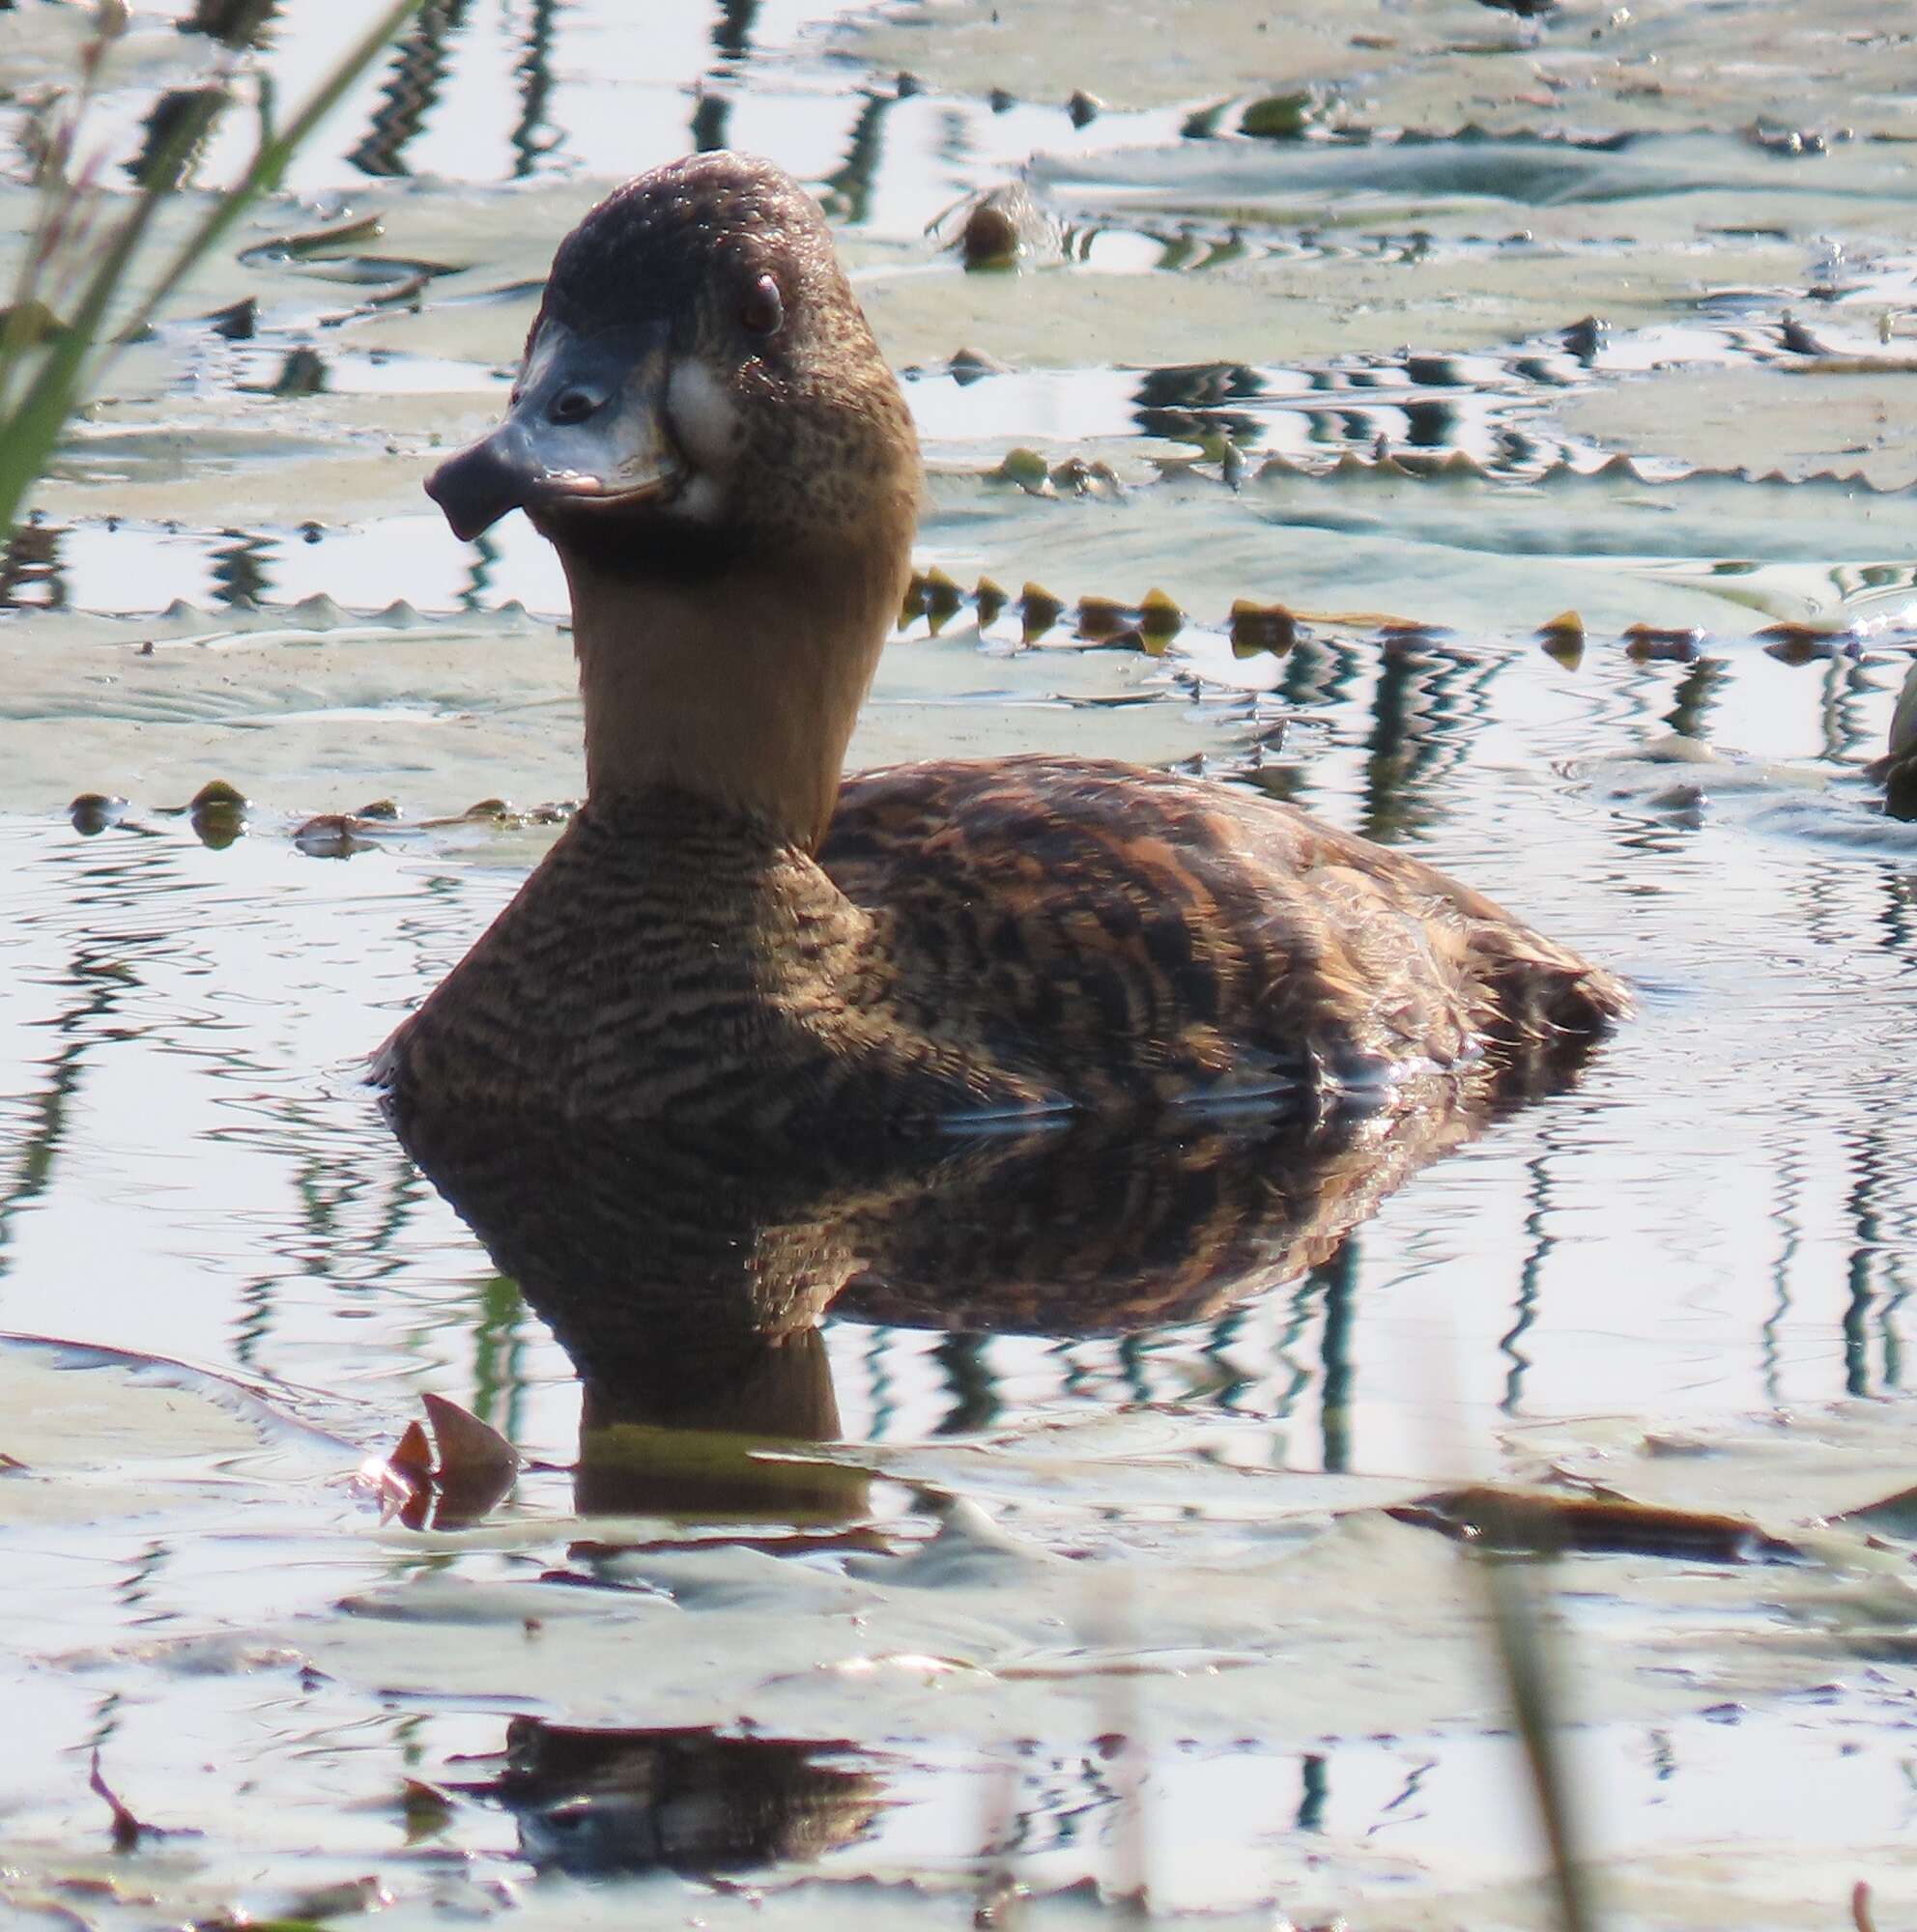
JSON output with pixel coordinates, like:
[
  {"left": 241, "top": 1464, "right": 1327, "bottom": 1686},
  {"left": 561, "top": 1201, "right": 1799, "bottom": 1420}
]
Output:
[{"left": 1467, "top": 922, "right": 1633, "bottom": 1089}]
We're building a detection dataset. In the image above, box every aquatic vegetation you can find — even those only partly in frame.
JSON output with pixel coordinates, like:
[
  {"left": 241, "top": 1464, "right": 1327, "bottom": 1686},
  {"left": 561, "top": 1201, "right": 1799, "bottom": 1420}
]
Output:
[{"left": 0, "top": 0, "right": 420, "bottom": 540}]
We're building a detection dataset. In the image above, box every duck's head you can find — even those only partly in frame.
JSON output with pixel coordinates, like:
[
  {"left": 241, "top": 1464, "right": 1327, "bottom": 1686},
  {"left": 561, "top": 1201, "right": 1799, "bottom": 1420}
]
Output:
[
  {"left": 430, "top": 150, "right": 917, "bottom": 570},
  {"left": 427, "top": 152, "right": 921, "bottom": 847}
]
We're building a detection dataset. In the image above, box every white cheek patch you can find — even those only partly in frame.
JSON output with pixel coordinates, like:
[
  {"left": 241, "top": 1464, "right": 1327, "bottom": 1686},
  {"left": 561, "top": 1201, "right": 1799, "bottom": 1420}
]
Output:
[
  {"left": 675, "top": 473, "right": 726, "bottom": 526},
  {"left": 666, "top": 360, "right": 739, "bottom": 468}
]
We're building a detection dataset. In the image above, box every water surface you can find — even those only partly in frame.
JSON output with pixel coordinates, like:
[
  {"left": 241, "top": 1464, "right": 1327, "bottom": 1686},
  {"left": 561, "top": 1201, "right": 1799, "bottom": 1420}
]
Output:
[{"left": 5, "top": 2, "right": 1917, "bottom": 1926}]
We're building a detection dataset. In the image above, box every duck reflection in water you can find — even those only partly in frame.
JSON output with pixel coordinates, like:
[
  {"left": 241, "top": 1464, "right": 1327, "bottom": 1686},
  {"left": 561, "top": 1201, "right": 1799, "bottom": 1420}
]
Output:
[
  {"left": 457, "top": 1717, "right": 885, "bottom": 1881},
  {"left": 390, "top": 1032, "right": 1597, "bottom": 1525}
]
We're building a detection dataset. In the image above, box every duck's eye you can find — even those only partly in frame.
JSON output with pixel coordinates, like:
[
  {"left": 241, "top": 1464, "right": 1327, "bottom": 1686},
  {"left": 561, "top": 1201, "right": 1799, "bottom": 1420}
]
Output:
[
  {"left": 549, "top": 387, "right": 595, "bottom": 425},
  {"left": 740, "top": 273, "right": 784, "bottom": 337}
]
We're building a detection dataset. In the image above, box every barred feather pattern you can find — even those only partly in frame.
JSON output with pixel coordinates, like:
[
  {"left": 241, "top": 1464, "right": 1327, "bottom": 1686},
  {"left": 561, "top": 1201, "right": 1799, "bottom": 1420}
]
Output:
[{"left": 379, "top": 755, "right": 1628, "bottom": 1133}]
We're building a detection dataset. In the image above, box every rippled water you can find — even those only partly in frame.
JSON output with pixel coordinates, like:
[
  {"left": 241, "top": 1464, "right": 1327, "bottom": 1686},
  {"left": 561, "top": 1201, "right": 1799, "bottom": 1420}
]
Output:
[{"left": 5, "top": 2, "right": 1917, "bottom": 1927}]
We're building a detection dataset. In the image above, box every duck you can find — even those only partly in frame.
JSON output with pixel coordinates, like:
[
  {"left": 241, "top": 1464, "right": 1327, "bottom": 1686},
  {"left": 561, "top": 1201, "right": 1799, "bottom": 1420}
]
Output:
[
  {"left": 1872, "top": 660, "right": 1917, "bottom": 821},
  {"left": 378, "top": 150, "right": 1628, "bottom": 1138}
]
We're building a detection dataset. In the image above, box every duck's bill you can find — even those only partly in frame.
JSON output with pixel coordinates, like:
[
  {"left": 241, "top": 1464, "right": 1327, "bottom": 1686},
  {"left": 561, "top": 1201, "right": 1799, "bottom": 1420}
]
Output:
[{"left": 425, "top": 320, "right": 681, "bottom": 542}]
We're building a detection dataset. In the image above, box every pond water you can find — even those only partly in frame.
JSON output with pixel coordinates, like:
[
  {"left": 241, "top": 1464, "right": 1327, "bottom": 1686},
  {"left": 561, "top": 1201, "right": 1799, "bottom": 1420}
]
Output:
[{"left": 5, "top": 1, "right": 1917, "bottom": 1927}]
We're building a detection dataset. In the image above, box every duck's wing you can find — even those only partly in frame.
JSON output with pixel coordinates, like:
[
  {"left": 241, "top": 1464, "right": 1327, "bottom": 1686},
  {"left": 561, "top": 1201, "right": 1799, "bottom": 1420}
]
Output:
[{"left": 821, "top": 755, "right": 1627, "bottom": 1108}]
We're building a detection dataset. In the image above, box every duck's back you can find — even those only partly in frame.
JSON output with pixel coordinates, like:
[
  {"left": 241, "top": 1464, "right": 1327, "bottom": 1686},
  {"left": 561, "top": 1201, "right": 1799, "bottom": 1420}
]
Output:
[{"left": 821, "top": 755, "right": 1628, "bottom": 1111}]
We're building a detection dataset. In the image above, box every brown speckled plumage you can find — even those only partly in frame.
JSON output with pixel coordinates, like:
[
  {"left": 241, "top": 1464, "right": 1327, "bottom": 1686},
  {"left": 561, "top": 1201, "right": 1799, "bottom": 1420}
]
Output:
[
  {"left": 383, "top": 151, "right": 1628, "bottom": 1138},
  {"left": 384, "top": 753, "right": 1625, "bottom": 1131}
]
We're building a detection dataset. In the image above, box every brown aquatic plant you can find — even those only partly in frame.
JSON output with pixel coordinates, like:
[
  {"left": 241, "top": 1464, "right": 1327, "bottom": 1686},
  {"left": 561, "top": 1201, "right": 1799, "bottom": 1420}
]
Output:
[
  {"left": 87, "top": 1749, "right": 194, "bottom": 1852},
  {"left": 361, "top": 1390, "right": 520, "bottom": 1529}
]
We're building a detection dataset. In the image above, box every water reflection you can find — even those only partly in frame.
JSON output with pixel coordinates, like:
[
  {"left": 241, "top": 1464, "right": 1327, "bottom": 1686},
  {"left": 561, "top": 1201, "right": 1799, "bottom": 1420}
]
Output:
[
  {"left": 181, "top": 0, "right": 279, "bottom": 48},
  {"left": 511, "top": 0, "right": 562, "bottom": 179},
  {"left": 816, "top": 89, "right": 895, "bottom": 225},
  {"left": 0, "top": 520, "right": 65, "bottom": 609},
  {"left": 466, "top": 1719, "right": 883, "bottom": 1878},
  {"left": 389, "top": 1055, "right": 1596, "bottom": 1519},
  {"left": 349, "top": 0, "right": 470, "bottom": 179}
]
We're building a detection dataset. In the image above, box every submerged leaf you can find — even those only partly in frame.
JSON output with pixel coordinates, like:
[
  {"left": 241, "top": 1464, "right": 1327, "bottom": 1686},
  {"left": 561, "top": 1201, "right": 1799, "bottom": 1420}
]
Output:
[{"left": 1391, "top": 1485, "right": 1803, "bottom": 1564}]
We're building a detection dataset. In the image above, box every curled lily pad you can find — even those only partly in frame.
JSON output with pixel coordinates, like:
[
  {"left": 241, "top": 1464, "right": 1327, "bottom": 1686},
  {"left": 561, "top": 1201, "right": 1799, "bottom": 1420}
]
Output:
[
  {"left": 200, "top": 296, "right": 256, "bottom": 339},
  {"left": 1536, "top": 609, "right": 1585, "bottom": 668},
  {"left": 1074, "top": 594, "right": 1133, "bottom": 641},
  {"left": 992, "top": 446, "right": 1054, "bottom": 495},
  {"left": 921, "top": 566, "right": 964, "bottom": 633},
  {"left": 269, "top": 347, "right": 329, "bottom": 397},
  {"left": 69, "top": 791, "right": 128, "bottom": 835},
  {"left": 293, "top": 813, "right": 375, "bottom": 859},
  {"left": 1139, "top": 586, "right": 1184, "bottom": 643},
  {"left": 238, "top": 213, "right": 385, "bottom": 264},
  {"left": 1017, "top": 582, "right": 1064, "bottom": 642},
  {"left": 1047, "top": 455, "right": 1123, "bottom": 498},
  {"left": 948, "top": 346, "right": 1011, "bottom": 384},
  {"left": 1240, "top": 87, "right": 1345, "bottom": 140},
  {"left": 943, "top": 181, "right": 1062, "bottom": 270},
  {"left": 898, "top": 567, "right": 964, "bottom": 630},
  {"left": 187, "top": 779, "right": 247, "bottom": 849},
  {"left": 1755, "top": 621, "right": 1858, "bottom": 665},
  {"left": 362, "top": 1396, "right": 519, "bottom": 1531},
  {"left": 1230, "top": 598, "right": 1297, "bottom": 658},
  {"left": 1561, "top": 314, "right": 1608, "bottom": 362},
  {"left": 1624, "top": 622, "right": 1706, "bottom": 663},
  {"left": 899, "top": 571, "right": 930, "bottom": 627},
  {"left": 0, "top": 298, "right": 67, "bottom": 347},
  {"left": 1181, "top": 99, "right": 1230, "bottom": 140},
  {"left": 398, "top": 1777, "right": 455, "bottom": 1844},
  {"left": 1074, "top": 589, "right": 1184, "bottom": 651}
]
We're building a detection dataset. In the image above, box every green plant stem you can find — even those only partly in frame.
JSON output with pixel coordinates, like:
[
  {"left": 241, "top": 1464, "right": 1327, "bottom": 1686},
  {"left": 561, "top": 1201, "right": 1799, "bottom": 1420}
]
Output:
[{"left": 0, "top": 0, "right": 421, "bottom": 539}]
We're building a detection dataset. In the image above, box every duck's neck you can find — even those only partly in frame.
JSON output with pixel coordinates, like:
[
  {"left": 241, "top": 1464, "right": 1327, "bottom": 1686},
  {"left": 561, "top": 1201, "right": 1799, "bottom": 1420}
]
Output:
[{"left": 561, "top": 536, "right": 908, "bottom": 853}]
